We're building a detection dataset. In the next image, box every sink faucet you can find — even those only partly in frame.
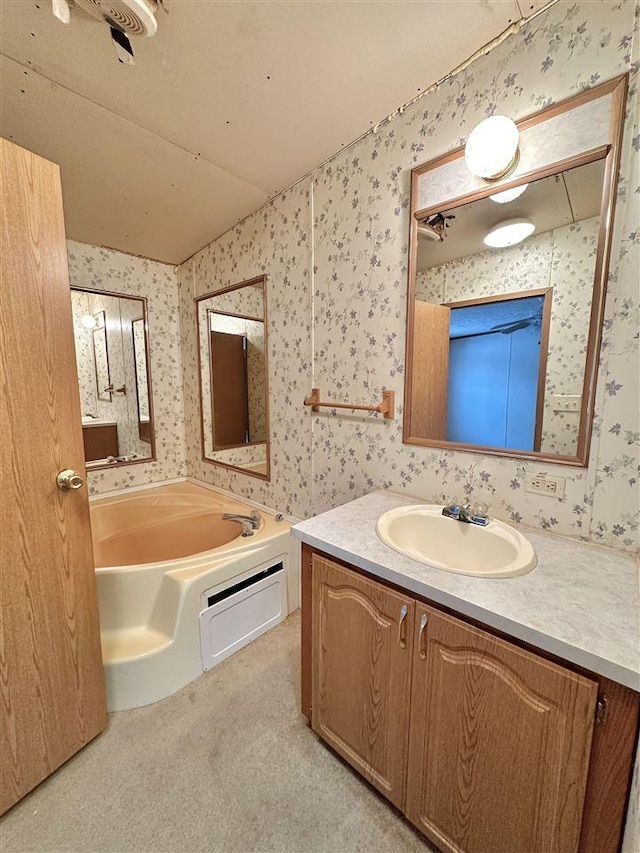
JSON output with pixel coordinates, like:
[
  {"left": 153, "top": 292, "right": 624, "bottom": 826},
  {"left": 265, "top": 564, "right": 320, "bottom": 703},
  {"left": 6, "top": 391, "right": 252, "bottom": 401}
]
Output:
[
  {"left": 222, "top": 511, "right": 261, "bottom": 537},
  {"left": 442, "top": 502, "right": 489, "bottom": 526}
]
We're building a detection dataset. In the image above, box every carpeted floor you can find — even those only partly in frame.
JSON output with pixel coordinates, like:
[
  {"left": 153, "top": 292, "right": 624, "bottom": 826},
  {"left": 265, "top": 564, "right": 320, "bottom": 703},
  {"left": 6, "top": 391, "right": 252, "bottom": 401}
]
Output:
[{"left": 0, "top": 612, "right": 433, "bottom": 853}]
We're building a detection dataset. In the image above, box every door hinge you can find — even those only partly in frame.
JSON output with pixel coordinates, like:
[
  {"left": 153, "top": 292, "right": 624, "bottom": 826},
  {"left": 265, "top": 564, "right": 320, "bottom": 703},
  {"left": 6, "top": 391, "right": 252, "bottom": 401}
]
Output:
[{"left": 595, "top": 695, "right": 608, "bottom": 725}]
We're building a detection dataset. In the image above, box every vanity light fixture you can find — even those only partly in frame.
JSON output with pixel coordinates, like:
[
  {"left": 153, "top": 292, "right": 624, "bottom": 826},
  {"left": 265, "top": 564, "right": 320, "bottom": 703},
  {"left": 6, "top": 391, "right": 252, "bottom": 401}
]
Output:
[
  {"left": 489, "top": 183, "right": 529, "bottom": 204},
  {"left": 484, "top": 218, "right": 535, "bottom": 248},
  {"left": 80, "top": 313, "right": 97, "bottom": 329},
  {"left": 465, "top": 115, "right": 520, "bottom": 182}
]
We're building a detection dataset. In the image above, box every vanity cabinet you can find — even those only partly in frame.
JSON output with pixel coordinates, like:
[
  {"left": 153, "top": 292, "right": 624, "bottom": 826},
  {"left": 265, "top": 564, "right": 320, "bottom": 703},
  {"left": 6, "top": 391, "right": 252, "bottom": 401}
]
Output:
[
  {"left": 302, "top": 546, "right": 639, "bottom": 853},
  {"left": 407, "top": 604, "right": 596, "bottom": 853},
  {"left": 82, "top": 423, "right": 119, "bottom": 461},
  {"left": 312, "top": 556, "right": 414, "bottom": 809}
]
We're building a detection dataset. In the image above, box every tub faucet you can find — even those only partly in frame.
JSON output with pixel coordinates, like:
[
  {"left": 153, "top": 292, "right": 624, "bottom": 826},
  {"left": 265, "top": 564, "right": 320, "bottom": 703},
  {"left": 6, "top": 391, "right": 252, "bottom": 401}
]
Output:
[{"left": 222, "top": 512, "right": 261, "bottom": 537}]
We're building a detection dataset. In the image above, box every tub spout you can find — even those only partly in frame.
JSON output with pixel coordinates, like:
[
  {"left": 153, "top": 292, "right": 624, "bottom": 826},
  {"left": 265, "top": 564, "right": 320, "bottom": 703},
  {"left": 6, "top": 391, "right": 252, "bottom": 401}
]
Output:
[{"left": 222, "top": 512, "right": 260, "bottom": 537}]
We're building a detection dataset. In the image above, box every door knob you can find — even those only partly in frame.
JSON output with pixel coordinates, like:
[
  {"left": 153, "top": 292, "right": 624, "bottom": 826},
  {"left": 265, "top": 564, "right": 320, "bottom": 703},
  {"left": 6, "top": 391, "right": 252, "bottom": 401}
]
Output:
[{"left": 56, "top": 469, "right": 84, "bottom": 491}]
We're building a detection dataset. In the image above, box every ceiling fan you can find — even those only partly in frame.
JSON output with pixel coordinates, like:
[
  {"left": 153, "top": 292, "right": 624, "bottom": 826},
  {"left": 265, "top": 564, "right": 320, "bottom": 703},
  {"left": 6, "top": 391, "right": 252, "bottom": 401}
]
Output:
[
  {"left": 417, "top": 212, "right": 456, "bottom": 242},
  {"left": 52, "top": 0, "right": 166, "bottom": 64},
  {"left": 490, "top": 316, "right": 540, "bottom": 335}
]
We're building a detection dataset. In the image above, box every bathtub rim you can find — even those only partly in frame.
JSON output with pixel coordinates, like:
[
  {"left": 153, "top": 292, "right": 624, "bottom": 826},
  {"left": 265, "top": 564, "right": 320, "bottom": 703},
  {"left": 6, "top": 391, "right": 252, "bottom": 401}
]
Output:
[
  {"left": 90, "top": 478, "right": 296, "bottom": 575},
  {"left": 89, "top": 476, "right": 300, "bottom": 524}
]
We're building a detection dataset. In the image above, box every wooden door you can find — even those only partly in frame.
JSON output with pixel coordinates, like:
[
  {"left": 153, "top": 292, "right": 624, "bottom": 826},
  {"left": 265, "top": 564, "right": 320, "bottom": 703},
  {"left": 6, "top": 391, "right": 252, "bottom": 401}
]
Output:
[
  {"left": 1, "top": 139, "right": 107, "bottom": 815},
  {"left": 210, "top": 330, "right": 249, "bottom": 449},
  {"left": 410, "top": 301, "right": 450, "bottom": 440},
  {"left": 311, "top": 556, "right": 414, "bottom": 810},
  {"left": 406, "top": 605, "right": 598, "bottom": 853}
]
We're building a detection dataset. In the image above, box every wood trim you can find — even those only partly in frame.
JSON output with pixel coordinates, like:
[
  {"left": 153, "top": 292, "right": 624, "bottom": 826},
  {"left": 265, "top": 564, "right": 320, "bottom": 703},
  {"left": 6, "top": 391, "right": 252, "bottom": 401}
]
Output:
[
  {"left": 404, "top": 74, "right": 629, "bottom": 468},
  {"left": 207, "top": 307, "right": 263, "bottom": 323},
  {"left": 302, "top": 544, "right": 639, "bottom": 853},
  {"left": 194, "top": 274, "right": 268, "bottom": 305},
  {"left": 579, "top": 677, "right": 640, "bottom": 853},
  {"left": 443, "top": 286, "right": 551, "bottom": 310},
  {"left": 70, "top": 287, "right": 157, "bottom": 469},
  {"left": 195, "top": 275, "right": 271, "bottom": 482},
  {"left": 301, "top": 543, "right": 313, "bottom": 721},
  {"left": 574, "top": 74, "right": 628, "bottom": 465},
  {"left": 403, "top": 164, "right": 421, "bottom": 443},
  {"left": 414, "top": 146, "right": 610, "bottom": 223}
]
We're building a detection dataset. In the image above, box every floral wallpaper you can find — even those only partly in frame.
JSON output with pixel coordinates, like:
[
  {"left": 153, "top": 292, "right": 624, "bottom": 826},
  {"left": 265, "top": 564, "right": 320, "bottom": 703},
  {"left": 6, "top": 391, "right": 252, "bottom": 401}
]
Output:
[
  {"left": 178, "top": 0, "right": 638, "bottom": 557},
  {"left": 178, "top": 183, "right": 313, "bottom": 517},
  {"left": 66, "top": 240, "right": 186, "bottom": 494},
  {"left": 415, "top": 215, "right": 599, "bottom": 456},
  {"left": 70, "top": 290, "right": 97, "bottom": 413}
]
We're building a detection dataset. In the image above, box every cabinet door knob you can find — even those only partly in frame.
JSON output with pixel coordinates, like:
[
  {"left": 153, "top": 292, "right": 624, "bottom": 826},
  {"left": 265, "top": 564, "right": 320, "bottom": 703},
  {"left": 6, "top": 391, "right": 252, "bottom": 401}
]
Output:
[
  {"left": 398, "top": 604, "right": 408, "bottom": 648},
  {"left": 418, "top": 613, "right": 428, "bottom": 659},
  {"left": 56, "top": 469, "right": 84, "bottom": 491}
]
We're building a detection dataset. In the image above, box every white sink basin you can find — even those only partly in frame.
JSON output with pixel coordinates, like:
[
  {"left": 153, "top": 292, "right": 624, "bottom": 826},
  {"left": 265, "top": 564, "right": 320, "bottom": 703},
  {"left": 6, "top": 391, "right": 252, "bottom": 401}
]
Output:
[{"left": 376, "top": 505, "right": 536, "bottom": 578}]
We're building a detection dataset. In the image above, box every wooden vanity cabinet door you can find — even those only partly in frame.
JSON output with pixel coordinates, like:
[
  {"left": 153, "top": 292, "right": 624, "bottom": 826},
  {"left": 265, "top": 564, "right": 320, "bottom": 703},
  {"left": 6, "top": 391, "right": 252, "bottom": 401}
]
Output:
[
  {"left": 406, "top": 605, "right": 598, "bottom": 853},
  {"left": 311, "top": 556, "right": 414, "bottom": 810}
]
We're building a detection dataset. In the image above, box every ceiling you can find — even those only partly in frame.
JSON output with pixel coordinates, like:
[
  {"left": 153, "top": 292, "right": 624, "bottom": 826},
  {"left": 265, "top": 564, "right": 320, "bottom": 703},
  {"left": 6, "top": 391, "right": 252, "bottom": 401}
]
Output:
[
  {"left": 0, "top": 0, "right": 550, "bottom": 265},
  {"left": 417, "top": 158, "right": 605, "bottom": 270}
]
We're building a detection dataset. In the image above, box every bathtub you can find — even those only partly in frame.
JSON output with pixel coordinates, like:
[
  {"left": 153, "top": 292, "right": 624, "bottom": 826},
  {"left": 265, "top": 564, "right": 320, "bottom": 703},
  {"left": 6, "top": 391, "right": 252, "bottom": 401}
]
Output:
[{"left": 91, "top": 481, "right": 298, "bottom": 712}]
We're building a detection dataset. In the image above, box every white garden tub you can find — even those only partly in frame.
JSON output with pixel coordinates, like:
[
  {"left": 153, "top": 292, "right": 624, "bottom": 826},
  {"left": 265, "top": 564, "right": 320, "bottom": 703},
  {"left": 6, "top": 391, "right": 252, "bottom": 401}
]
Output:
[{"left": 91, "top": 481, "right": 297, "bottom": 711}]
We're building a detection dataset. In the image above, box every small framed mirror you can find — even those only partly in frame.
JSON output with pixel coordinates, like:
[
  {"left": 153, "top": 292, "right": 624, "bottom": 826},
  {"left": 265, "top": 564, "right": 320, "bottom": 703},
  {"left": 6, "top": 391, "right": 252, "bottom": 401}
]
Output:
[
  {"left": 196, "top": 275, "right": 270, "bottom": 480},
  {"left": 404, "top": 76, "right": 627, "bottom": 467},
  {"left": 71, "top": 287, "right": 155, "bottom": 469}
]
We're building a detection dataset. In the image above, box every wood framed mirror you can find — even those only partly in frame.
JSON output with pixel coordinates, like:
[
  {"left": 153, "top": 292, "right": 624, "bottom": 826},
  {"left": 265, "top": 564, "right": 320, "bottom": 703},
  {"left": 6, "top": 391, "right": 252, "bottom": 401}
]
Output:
[
  {"left": 404, "top": 75, "right": 628, "bottom": 467},
  {"left": 196, "top": 275, "right": 270, "bottom": 480},
  {"left": 70, "top": 287, "right": 155, "bottom": 469}
]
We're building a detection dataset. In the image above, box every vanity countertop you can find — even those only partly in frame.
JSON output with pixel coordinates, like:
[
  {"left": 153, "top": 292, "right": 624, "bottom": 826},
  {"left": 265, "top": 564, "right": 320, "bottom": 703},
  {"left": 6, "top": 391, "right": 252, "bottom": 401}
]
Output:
[
  {"left": 291, "top": 490, "right": 639, "bottom": 691},
  {"left": 82, "top": 417, "right": 117, "bottom": 428}
]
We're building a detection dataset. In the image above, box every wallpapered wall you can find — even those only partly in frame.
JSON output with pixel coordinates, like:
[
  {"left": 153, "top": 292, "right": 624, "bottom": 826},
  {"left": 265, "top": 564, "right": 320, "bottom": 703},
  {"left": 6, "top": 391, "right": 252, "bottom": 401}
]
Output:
[
  {"left": 415, "top": 216, "right": 599, "bottom": 456},
  {"left": 178, "top": 0, "right": 639, "bottom": 553},
  {"left": 70, "top": 290, "right": 97, "bottom": 413},
  {"left": 66, "top": 240, "right": 186, "bottom": 494}
]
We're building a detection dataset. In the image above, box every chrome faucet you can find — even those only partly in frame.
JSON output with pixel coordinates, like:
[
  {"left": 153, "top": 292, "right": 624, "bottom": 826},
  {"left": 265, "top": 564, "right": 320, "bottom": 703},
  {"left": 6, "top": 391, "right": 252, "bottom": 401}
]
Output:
[
  {"left": 442, "top": 502, "right": 489, "bottom": 526},
  {"left": 222, "top": 511, "right": 261, "bottom": 537}
]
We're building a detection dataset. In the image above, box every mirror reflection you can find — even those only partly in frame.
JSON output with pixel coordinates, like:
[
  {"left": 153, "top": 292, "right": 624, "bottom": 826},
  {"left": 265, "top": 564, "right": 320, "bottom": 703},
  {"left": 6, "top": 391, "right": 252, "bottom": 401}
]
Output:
[
  {"left": 410, "top": 158, "right": 605, "bottom": 457},
  {"left": 196, "top": 276, "right": 270, "bottom": 480},
  {"left": 71, "top": 288, "right": 155, "bottom": 468},
  {"left": 132, "top": 317, "right": 151, "bottom": 443}
]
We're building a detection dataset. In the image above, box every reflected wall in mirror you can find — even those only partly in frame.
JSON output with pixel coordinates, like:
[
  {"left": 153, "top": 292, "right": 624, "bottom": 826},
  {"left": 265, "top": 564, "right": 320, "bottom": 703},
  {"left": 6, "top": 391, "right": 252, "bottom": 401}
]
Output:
[
  {"left": 196, "top": 275, "right": 270, "bottom": 480},
  {"left": 71, "top": 287, "right": 155, "bottom": 469},
  {"left": 132, "top": 317, "right": 151, "bottom": 443},
  {"left": 404, "top": 76, "right": 628, "bottom": 466},
  {"left": 414, "top": 161, "right": 604, "bottom": 457},
  {"left": 92, "top": 312, "right": 111, "bottom": 402}
]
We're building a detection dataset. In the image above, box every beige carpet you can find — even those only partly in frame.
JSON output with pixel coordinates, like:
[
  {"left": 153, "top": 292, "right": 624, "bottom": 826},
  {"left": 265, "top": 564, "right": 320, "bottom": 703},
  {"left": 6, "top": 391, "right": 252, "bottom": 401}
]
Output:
[{"left": 0, "top": 613, "right": 433, "bottom": 853}]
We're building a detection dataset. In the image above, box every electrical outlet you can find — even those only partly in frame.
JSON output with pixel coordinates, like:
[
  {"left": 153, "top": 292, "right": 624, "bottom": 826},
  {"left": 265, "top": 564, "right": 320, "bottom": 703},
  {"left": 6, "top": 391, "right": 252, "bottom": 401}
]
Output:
[{"left": 524, "top": 473, "right": 566, "bottom": 499}]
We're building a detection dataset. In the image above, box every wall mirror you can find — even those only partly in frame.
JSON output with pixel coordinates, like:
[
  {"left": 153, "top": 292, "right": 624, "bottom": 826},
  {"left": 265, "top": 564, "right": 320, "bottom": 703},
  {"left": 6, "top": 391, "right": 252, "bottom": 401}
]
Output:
[
  {"left": 196, "top": 275, "right": 270, "bottom": 480},
  {"left": 404, "top": 76, "right": 627, "bottom": 466},
  {"left": 70, "top": 287, "right": 155, "bottom": 469}
]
